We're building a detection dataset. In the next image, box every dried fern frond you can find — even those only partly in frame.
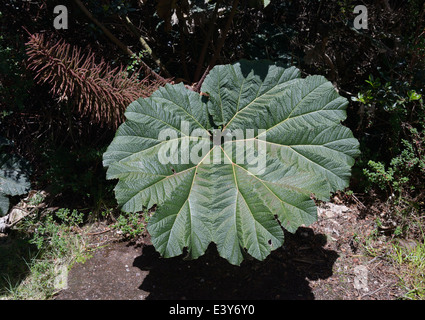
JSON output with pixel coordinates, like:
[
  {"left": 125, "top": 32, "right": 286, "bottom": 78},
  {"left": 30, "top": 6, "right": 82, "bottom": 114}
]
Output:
[{"left": 25, "top": 33, "right": 168, "bottom": 128}]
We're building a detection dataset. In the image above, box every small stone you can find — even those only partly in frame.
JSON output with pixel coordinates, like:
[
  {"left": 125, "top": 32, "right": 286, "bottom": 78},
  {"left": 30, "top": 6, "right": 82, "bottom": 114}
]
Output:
[
  {"left": 353, "top": 265, "right": 369, "bottom": 292},
  {"left": 325, "top": 210, "right": 335, "bottom": 218},
  {"left": 340, "top": 205, "right": 350, "bottom": 212}
]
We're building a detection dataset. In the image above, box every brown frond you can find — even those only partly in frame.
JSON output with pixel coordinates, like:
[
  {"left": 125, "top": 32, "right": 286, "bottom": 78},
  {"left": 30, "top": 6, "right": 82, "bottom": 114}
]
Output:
[{"left": 25, "top": 33, "right": 169, "bottom": 129}]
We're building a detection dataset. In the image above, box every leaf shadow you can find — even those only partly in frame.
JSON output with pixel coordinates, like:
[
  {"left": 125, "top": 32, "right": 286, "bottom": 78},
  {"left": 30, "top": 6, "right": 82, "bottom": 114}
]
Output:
[
  {"left": 0, "top": 235, "right": 36, "bottom": 296},
  {"left": 132, "top": 227, "right": 338, "bottom": 300},
  {"left": 238, "top": 59, "right": 292, "bottom": 81},
  {"left": 239, "top": 59, "right": 272, "bottom": 81}
]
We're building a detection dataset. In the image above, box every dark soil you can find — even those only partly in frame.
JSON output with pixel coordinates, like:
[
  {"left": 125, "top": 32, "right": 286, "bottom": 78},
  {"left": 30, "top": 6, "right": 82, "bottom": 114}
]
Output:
[{"left": 55, "top": 200, "right": 405, "bottom": 300}]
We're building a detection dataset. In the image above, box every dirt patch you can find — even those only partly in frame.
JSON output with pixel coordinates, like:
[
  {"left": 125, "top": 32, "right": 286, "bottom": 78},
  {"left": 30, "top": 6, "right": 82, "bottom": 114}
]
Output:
[
  {"left": 54, "top": 201, "right": 405, "bottom": 300},
  {"left": 308, "top": 201, "right": 403, "bottom": 299},
  {"left": 55, "top": 242, "right": 149, "bottom": 300}
]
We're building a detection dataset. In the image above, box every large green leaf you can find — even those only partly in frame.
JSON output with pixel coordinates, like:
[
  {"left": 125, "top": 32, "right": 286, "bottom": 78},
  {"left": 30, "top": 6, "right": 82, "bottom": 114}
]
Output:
[
  {"left": 0, "top": 153, "right": 31, "bottom": 216},
  {"left": 104, "top": 60, "right": 360, "bottom": 265},
  {"left": 0, "top": 193, "right": 9, "bottom": 216}
]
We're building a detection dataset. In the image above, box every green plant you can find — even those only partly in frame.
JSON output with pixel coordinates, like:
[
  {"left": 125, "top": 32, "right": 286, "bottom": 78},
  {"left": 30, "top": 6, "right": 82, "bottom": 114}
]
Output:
[
  {"left": 55, "top": 208, "right": 84, "bottom": 226},
  {"left": 352, "top": 74, "right": 423, "bottom": 153},
  {"left": 113, "top": 211, "right": 146, "bottom": 239},
  {"left": 0, "top": 136, "right": 31, "bottom": 216},
  {"left": 354, "top": 71, "right": 425, "bottom": 239},
  {"left": 104, "top": 60, "right": 360, "bottom": 265},
  {"left": 27, "top": 192, "right": 44, "bottom": 207},
  {"left": 389, "top": 239, "right": 425, "bottom": 300},
  {"left": 363, "top": 160, "right": 395, "bottom": 192},
  {"left": 363, "top": 125, "right": 425, "bottom": 200},
  {"left": 127, "top": 51, "right": 149, "bottom": 73},
  {"left": 29, "top": 208, "right": 84, "bottom": 258},
  {"left": 1, "top": 207, "right": 87, "bottom": 299}
]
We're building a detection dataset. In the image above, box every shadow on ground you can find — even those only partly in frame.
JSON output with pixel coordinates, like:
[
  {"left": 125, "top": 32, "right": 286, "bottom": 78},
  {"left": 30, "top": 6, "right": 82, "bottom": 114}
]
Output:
[
  {"left": 133, "top": 227, "right": 338, "bottom": 300},
  {"left": 0, "top": 234, "right": 35, "bottom": 296}
]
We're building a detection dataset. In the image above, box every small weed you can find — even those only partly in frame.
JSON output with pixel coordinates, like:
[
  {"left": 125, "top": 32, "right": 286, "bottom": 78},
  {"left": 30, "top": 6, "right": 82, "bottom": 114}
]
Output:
[
  {"left": 55, "top": 208, "right": 84, "bottom": 226},
  {"left": 389, "top": 239, "right": 425, "bottom": 300},
  {"left": 29, "top": 209, "right": 84, "bottom": 258},
  {"left": 112, "top": 211, "right": 148, "bottom": 239},
  {"left": 27, "top": 192, "right": 45, "bottom": 206}
]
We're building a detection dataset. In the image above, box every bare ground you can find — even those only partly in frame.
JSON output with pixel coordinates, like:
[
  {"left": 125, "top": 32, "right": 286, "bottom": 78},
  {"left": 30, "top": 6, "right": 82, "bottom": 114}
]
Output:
[{"left": 54, "top": 199, "right": 406, "bottom": 300}]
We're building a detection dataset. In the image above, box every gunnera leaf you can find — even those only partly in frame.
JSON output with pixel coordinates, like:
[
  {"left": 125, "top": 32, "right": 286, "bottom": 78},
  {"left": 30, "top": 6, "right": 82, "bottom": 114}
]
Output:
[
  {"left": 0, "top": 151, "right": 31, "bottom": 216},
  {"left": 103, "top": 60, "right": 360, "bottom": 265},
  {"left": 0, "top": 193, "right": 9, "bottom": 217}
]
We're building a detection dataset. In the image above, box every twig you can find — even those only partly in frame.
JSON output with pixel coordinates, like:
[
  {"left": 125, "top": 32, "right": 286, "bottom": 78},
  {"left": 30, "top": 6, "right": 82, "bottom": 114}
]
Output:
[
  {"left": 361, "top": 281, "right": 396, "bottom": 298},
  {"left": 352, "top": 193, "right": 367, "bottom": 210},
  {"left": 193, "top": 65, "right": 210, "bottom": 93},
  {"left": 366, "top": 255, "right": 386, "bottom": 265},
  {"left": 86, "top": 239, "right": 111, "bottom": 249},
  {"left": 87, "top": 228, "right": 112, "bottom": 236}
]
